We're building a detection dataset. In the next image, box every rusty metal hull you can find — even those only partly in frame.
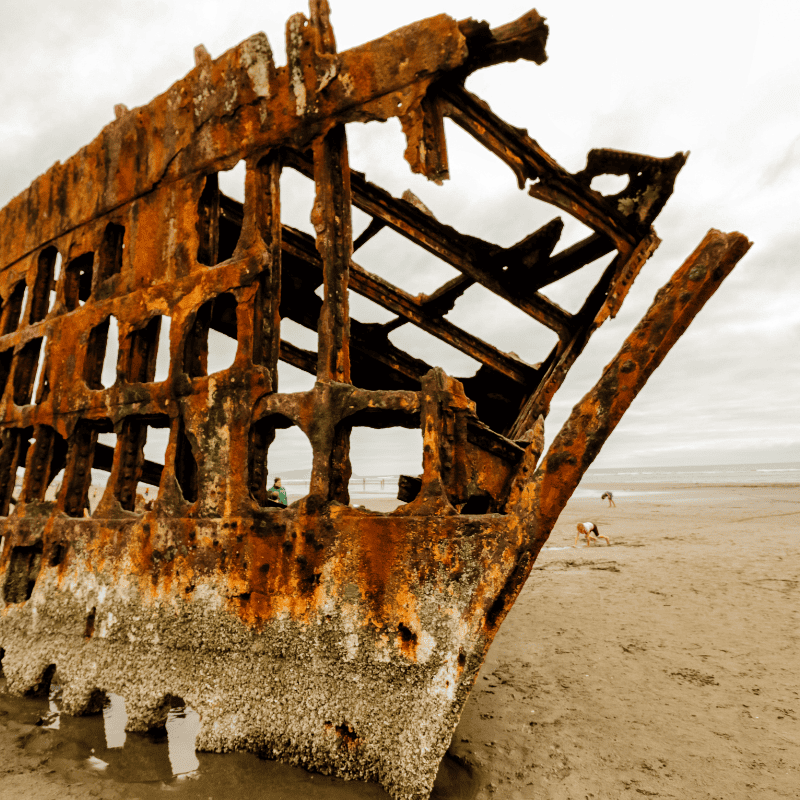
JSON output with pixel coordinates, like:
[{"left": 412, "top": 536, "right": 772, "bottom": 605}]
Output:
[
  {"left": 0, "top": 509, "right": 515, "bottom": 795},
  {"left": 0, "top": 4, "right": 750, "bottom": 799}
]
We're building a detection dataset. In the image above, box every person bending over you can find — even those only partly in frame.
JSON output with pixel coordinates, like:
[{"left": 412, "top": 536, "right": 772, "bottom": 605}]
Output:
[
  {"left": 601, "top": 491, "right": 616, "bottom": 507},
  {"left": 574, "top": 521, "right": 611, "bottom": 547}
]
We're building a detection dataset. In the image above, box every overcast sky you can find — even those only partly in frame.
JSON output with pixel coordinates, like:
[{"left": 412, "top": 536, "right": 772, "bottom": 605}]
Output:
[{"left": 1, "top": 0, "right": 798, "bottom": 475}]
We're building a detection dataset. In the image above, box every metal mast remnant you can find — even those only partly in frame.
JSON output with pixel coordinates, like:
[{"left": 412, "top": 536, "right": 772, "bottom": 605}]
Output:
[{"left": 0, "top": 4, "right": 750, "bottom": 799}]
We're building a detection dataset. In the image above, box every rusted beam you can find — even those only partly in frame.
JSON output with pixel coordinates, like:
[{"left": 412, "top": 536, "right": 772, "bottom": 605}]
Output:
[
  {"left": 440, "top": 85, "right": 686, "bottom": 248},
  {"left": 350, "top": 323, "right": 432, "bottom": 384},
  {"left": 440, "top": 86, "right": 631, "bottom": 245},
  {"left": 507, "top": 230, "right": 660, "bottom": 437},
  {"left": 91, "top": 442, "right": 163, "bottom": 488},
  {"left": 348, "top": 263, "right": 540, "bottom": 385},
  {"left": 418, "top": 273, "right": 474, "bottom": 316},
  {"left": 0, "top": 9, "right": 556, "bottom": 270},
  {"left": 283, "top": 149, "right": 575, "bottom": 338},
  {"left": 457, "top": 231, "right": 753, "bottom": 668},
  {"left": 530, "top": 232, "right": 614, "bottom": 290},
  {"left": 352, "top": 218, "right": 385, "bottom": 252},
  {"left": 279, "top": 340, "right": 317, "bottom": 376},
  {"left": 252, "top": 153, "right": 283, "bottom": 387},
  {"left": 281, "top": 224, "right": 539, "bottom": 386},
  {"left": 526, "top": 229, "right": 751, "bottom": 531},
  {"left": 500, "top": 218, "right": 563, "bottom": 274},
  {"left": 313, "top": 124, "right": 352, "bottom": 384},
  {"left": 280, "top": 321, "right": 433, "bottom": 391},
  {"left": 457, "top": 9, "right": 548, "bottom": 72},
  {"left": 400, "top": 93, "right": 450, "bottom": 184},
  {"left": 279, "top": 235, "right": 435, "bottom": 390},
  {"left": 467, "top": 417, "right": 524, "bottom": 464},
  {"left": 418, "top": 217, "right": 566, "bottom": 312}
]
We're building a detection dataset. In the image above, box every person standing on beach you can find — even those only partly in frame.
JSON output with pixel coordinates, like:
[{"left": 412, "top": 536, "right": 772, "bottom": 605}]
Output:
[
  {"left": 269, "top": 477, "right": 288, "bottom": 506},
  {"left": 601, "top": 491, "right": 616, "bottom": 507}
]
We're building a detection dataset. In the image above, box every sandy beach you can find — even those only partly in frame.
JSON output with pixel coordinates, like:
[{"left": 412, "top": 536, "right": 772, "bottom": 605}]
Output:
[{"left": 2, "top": 483, "right": 798, "bottom": 799}]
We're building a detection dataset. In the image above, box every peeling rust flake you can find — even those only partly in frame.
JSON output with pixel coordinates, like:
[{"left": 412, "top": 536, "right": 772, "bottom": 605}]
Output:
[{"left": 0, "top": 4, "right": 750, "bottom": 800}]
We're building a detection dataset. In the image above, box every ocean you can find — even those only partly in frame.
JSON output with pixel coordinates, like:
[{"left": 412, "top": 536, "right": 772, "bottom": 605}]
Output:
[
  {"left": 277, "top": 462, "right": 800, "bottom": 501},
  {"left": 22, "top": 462, "right": 797, "bottom": 508},
  {"left": 580, "top": 462, "right": 800, "bottom": 487}
]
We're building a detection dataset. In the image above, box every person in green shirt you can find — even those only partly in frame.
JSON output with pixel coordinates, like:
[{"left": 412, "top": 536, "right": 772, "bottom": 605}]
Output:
[{"left": 268, "top": 477, "right": 287, "bottom": 506}]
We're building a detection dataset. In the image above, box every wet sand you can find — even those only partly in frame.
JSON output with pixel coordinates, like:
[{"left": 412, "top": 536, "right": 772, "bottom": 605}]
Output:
[{"left": 2, "top": 484, "right": 799, "bottom": 799}]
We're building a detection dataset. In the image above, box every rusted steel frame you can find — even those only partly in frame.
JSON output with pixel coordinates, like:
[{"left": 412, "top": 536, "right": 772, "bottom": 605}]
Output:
[
  {"left": 282, "top": 149, "right": 574, "bottom": 338},
  {"left": 467, "top": 231, "right": 752, "bottom": 660},
  {"left": 254, "top": 382, "right": 420, "bottom": 435},
  {"left": 311, "top": 0, "right": 337, "bottom": 54},
  {"left": 506, "top": 230, "right": 660, "bottom": 438},
  {"left": 92, "top": 442, "right": 163, "bottom": 488},
  {"left": 22, "top": 425, "right": 65, "bottom": 502},
  {"left": 400, "top": 10, "right": 549, "bottom": 182},
  {"left": 347, "top": 186, "right": 574, "bottom": 339},
  {"left": 0, "top": 244, "right": 277, "bottom": 429},
  {"left": 59, "top": 422, "right": 100, "bottom": 518},
  {"left": 2, "top": 18, "right": 461, "bottom": 264},
  {"left": 395, "top": 368, "right": 467, "bottom": 514},
  {"left": 439, "top": 85, "right": 637, "bottom": 250},
  {"left": 280, "top": 318, "right": 433, "bottom": 388},
  {"left": 352, "top": 218, "right": 385, "bottom": 252},
  {"left": 279, "top": 340, "right": 317, "bottom": 376},
  {"left": 495, "top": 218, "right": 562, "bottom": 276},
  {"left": 280, "top": 231, "right": 436, "bottom": 385},
  {"left": 0, "top": 429, "right": 27, "bottom": 514},
  {"left": 348, "top": 265, "right": 540, "bottom": 385},
  {"left": 529, "top": 232, "right": 615, "bottom": 291},
  {"left": 400, "top": 92, "right": 451, "bottom": 185},
  {"left": 524, "top": 229, "right": 751, "bottom": 539},
  {"left": 466, "top": 417, "right": 524, "bottom": 463},
  {"left": 313, "top": 125, "right": 352, "bottom": 384},
  {"left": 499, "top": 415, "right": 544, "bottom": 509},
  {"left": 350, "top": 324, "right": 433, "bottom": 383},
  {"left": 252, "top": 153, "right": 282, "bottom": 389},
  {"left": 456, "top": 9, "right": 548, "bottom": 73},
  {"left": 19, "top": 426, "right": 51, "bottom": 501},
  {"left": 0, "top": 282, "right": 26, "bottom": 335},
  {"left": 197, "top": 175, "right": 222, "bottom": 266},
  {"left": 280, "top": 223, "right": 538, "bottom": 386},
  {"left": 417, "top": 273, "right": 473, "bottom": 315},
  {"left": 212, "top": 199, "right": 437, "bottom": 387},
  {"left": 0, "top": 8, "right": 751, "bottom": 800},
  {"left": 0, "top": 10, "right": 555, "bottom": 271},
  {"left": 418, "top": 217, "right": 577, "bottom": 316},
  {"left": 0, "top": 312, "right": 48, "bottom": 352},
  {"left": 417, "top": 217, "right": 564, "bottom": 313},
  {"left": 29, "top": 432, "right": 164, "bottom": 494},
  {"left": 572, "top": 148, "right": 687, "bottom": 231},
  {"left": 397, "top": 369, "right": 528, "bottom": 512}
]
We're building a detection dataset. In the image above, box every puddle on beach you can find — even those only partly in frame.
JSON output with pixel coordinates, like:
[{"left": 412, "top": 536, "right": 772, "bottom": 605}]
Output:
[{"left": 0, "top": 675, "right": 479, "bottom": 800}]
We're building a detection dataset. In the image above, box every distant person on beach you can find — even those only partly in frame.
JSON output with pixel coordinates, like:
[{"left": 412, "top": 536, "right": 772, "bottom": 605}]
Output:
[
  {"left": 573, "top": 521, "right": 611, "bottom": 547},
  {"left": 601, "top": 491, "right": 616, "bottom": 507},
  {"left": 135, "top": 487, "right": 154, "bottom": 512},
  {"left": 268, "top": 477, "right": 287, "bottom": 506}
]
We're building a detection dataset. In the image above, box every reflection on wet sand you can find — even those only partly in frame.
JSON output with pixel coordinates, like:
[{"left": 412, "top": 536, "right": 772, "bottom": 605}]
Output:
[
  {"left": 103, "top": 693, "right": 127, "bottom": 749},
  {"left": 0, "top": 674, "right": 475, "bottom": 798},
  {"left": 165, "top": 706, "right": 201, "bottom": 776},
  {"left": 32, "top": 682, "right": 201, "bottom": 782}
]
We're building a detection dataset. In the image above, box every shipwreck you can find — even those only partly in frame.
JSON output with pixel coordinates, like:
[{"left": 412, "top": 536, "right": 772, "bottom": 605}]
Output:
[{"left": 0, "top": 4, "right": 750, "bottom": 799}]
